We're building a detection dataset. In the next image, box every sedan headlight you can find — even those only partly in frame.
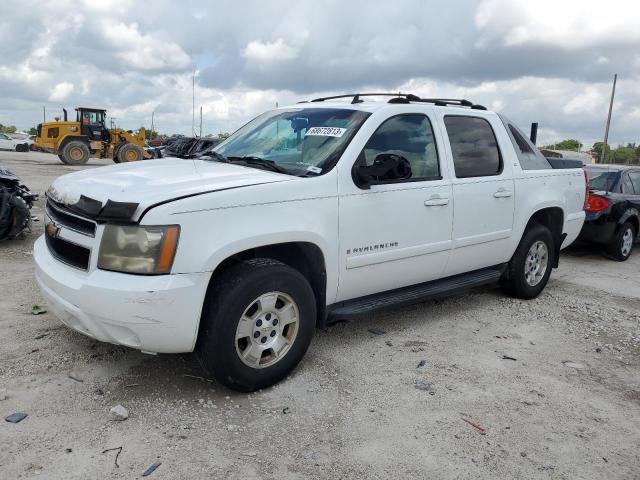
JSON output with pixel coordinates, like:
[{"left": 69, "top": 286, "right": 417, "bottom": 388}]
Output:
[{"left": 98, "top": 225, "right": 180, "bottom": 274}]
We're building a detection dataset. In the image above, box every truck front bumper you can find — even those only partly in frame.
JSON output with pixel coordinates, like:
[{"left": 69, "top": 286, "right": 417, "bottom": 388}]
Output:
[{"left": 34, "top": 236, "right": 210, "bottom": 353}]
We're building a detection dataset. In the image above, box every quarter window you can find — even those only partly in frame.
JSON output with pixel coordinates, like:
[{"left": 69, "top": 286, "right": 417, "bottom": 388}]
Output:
[
  {"left": 444, "top": 116, "right": 502, "bottom": 178},
  {"left": 508, "top": 124, "right": 533, "bottom": 154},
  {"left": 361, "top": 114, "right": 440, "bottom": 182},
  {"left": 628, "top": 172, "right": 640, "bottom": 195},
  {"left": 622, "top": 174, "right": 635, "bottom": 194}
]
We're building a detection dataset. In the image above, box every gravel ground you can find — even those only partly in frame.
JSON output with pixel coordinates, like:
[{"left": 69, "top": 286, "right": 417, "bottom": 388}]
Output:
[{"left": 1, "top": 151, "right": 639, "bottom": 479}]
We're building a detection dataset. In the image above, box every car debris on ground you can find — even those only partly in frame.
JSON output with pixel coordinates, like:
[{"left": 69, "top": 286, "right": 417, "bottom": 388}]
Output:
[
  {"left": 5, "top": 412, "right": 28, "bottom": 423},
  {"left": 102, "top": 446, "right": 123, "bottom": 468},
  {"left": 31, "top": 305, "right": 46, "bottom": 315},
  {"left": 142, "top": 462, "right": 162, "bottom": 477},
  {"left": 0, "top": 167, "right": 37, "bottom": 241},
  {"left": 152, "top": 136, "right": 221, "bottom": 159},
  {"left": 109, "top": 405, "right": 129, "bottom": 421}
]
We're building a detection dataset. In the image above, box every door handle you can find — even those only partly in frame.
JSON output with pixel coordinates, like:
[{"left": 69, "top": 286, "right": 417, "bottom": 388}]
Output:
[
  {"left": 493, "top": 189, "right": 513, "bottom": 198},
  {"left": 424, "top": 196, "right": 450, "bottom": 206}
]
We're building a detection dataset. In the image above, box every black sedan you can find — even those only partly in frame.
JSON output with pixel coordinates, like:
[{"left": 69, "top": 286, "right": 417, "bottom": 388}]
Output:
[{"left": 578, "top": 164, "right": 640, "bottom": 260}]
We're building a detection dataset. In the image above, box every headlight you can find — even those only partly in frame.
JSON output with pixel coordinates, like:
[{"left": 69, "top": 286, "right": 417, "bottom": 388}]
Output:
[{"left": 98, "top": 225, "right": 180, "bottom": 274}]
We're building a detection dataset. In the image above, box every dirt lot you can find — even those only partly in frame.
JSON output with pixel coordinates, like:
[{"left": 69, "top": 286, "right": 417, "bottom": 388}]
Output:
[{"left": 1, "top": 150, "right": 639, "bottom": 479}]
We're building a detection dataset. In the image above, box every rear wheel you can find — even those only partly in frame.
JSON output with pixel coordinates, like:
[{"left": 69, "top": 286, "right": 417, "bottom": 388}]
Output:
[
  {"left": 606, "top": 222, "right": 636, "bottom": 261},
  {"left": 500, "top": 223, "right": 554, "bottom": 299},
  {"left": 196, "top": 258, "right": 316, "bottom": 392},
  {"left": 116, "top": 143, "right": 143, "bottom": 162},
  {"left": 61, "top": 140, "right": 90, "bottom": 165}
]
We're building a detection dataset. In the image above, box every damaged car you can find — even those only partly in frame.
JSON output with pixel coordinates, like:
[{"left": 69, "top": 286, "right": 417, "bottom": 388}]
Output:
[{"left": 0, "top": 168, "right": 38, "bottom": 240}]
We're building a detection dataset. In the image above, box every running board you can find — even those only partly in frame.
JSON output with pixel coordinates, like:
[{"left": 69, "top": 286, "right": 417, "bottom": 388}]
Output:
[{"left": 327, "top": 265, "right": 506, "bottom": 321}]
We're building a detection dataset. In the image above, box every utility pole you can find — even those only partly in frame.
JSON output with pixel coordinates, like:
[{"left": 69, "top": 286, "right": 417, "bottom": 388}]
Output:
[
  {"left": 151, "top": 111, "right": 154, "bottom": 136},
  {"left": 192, "top": 69, "right": 195, "bottom": 137},
  {"left": 43, "top": 106, "right": 46, "bottom": 123},
  {"left": 600, "top": 73, "right": 617, "bottom": 164},
  {"left": 199, "top": 106, "right": 203, "bottom": 137}
]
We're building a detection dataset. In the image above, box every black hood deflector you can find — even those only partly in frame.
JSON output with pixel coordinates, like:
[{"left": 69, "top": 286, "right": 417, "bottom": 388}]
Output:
[{"left": 48, "top": 194, "right": 140, "bottom": 223}]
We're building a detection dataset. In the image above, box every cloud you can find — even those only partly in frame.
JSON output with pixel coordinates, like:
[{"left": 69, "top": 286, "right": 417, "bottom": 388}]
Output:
[
  {"left": 243, "top": 38, "right": 299, "bottom": 63},
  {"left": 49, "top": 82, "right": 75, "bottom": 101},
  {"left": 100, "top": 20, "right": 191, "bottom": 71}
]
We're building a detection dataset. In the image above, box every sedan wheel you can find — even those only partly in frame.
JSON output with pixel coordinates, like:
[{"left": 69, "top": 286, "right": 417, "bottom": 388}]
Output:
[{"left": 621, "top": 227, "right": 634, "bottom": 257}]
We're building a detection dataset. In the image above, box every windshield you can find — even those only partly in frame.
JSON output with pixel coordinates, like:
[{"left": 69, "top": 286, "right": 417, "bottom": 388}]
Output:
[
  {"left": 586, "top": 168, "right": 620, "bottom": 192},
  {"left": 211, "top": 108, "right": 370, "bottom": 176}
]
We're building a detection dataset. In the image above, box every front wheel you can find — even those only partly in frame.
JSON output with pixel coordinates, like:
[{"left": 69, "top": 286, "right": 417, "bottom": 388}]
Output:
[
  {"left": 606, "top": 222, "right": 636, "bottom": 261},
  {"left": 196, "top": 258, "right": 316, "bottom": 392},
  {"left": 116, "top": 143, "right": 143, "bottom": 162},
  {"left": 61, "top": 140, "right": 90, "bottom": 165},
  {"left": 500, "top": 223, "right": 555, "bottom": 299}
]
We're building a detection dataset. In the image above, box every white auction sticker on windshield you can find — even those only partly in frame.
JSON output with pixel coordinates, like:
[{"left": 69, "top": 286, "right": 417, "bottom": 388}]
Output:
[{"left": 305, "top": 127, "right": 346, "bottom": 137}]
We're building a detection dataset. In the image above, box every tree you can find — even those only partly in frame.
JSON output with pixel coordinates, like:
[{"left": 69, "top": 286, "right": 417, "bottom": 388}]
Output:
[
  {"left": 0, "top": 124, "right": 17, "bottom": 134},
  {"left": 541, "top": 139, "right": 582, "bottom": 151},
  {"left": 28, "top": 127, "right": 37, "bottom": 135},
  {"left": 144, "top": 129, "right": 159, "bottom": 140},
  {"left": 592, "top": 142, "right": 639, "bottom": 165},
  {"left": 611, "top": 146, "right": 636, "bottom": 164},
  {"left": 591, "top": 142, "right": 611, "bottom": 163}
]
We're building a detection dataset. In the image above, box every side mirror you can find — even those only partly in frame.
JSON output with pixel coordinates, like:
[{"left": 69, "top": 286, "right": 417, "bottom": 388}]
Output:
[{"left": 352, "top": 153, "right": 412, "bottom": 189}]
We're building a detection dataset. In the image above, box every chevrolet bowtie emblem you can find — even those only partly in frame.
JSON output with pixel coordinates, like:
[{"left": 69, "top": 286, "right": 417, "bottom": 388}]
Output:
[{"left": 46, "top": 220, "right": 61, "bottom": 239}]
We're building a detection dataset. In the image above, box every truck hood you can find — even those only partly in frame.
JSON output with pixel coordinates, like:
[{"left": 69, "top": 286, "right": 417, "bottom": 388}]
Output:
[{"left": 47, "top": 158, "right": 292, "bottom": 221}]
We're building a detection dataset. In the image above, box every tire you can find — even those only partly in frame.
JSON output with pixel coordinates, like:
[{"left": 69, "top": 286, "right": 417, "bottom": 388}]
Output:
[
  {"left": 606, "top": 222, "right": 636, "bottom": 261},
  {"left": 112, "top": 144, "right": 122, "bottom": 163},
  {"left": 196, "top": 258, "right": 316, "bottom": 392},
  {"left": 116, "top": 143, "right": 143, "bottom": 162},
  {"left": 61, "top": 140, "right": 90, "bottom": 165},
  {"left": 500, "top": 223, "right": 555, "bottom": 300},
  {"left": 57, "top": 153, "right": 70, "bottom": 165}
]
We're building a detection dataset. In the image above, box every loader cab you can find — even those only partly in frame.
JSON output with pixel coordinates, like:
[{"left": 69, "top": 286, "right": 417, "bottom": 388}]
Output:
[{"left": 76, "top": 108, "right": 109, "bottom": 142}]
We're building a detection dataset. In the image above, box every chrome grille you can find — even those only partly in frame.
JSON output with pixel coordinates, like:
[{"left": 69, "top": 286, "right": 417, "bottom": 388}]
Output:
[{"left": 46, "top": 199, "right": 96, "bottom": 237}]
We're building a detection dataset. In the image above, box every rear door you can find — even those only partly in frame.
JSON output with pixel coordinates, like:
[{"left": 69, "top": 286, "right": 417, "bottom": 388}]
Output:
[{"left": 439, "top": 114, "right": 515, "bottom": 275}]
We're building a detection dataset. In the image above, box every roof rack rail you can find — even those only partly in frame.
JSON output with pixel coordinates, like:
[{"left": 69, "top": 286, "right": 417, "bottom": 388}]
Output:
[{"left": 304, "top": 93, "right": 486, "bottom": 110}]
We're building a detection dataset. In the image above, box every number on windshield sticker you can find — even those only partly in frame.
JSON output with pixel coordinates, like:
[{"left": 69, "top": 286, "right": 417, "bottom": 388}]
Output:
[{"left": 305, "top": 127, "right": 346, "bottom": 137}]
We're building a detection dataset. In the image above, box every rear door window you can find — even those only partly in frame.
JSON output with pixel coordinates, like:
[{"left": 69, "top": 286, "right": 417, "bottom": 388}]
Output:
[{"left": 444, "top": 116, "right": 502, "bottom": 178}]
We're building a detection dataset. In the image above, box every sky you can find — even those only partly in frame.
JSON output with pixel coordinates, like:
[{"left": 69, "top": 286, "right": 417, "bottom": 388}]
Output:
[{"left": 1, "top": 0, "right": 639, "bottom": 148}]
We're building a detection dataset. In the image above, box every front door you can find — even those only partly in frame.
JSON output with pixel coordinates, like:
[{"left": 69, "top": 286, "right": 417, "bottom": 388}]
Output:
[{"left": 337, "top": 112, "right": 453, "bottom": 301}]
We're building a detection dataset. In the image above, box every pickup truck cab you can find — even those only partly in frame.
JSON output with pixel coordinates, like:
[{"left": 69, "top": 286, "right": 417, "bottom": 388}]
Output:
[{"left": 34, "top": 94, "right": 587, "bottom": 391}]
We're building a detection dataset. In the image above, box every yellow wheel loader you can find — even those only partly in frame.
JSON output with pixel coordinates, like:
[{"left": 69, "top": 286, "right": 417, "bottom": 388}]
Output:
[{"left": 34, "top": 107, "right": 146, "bottom": 165}]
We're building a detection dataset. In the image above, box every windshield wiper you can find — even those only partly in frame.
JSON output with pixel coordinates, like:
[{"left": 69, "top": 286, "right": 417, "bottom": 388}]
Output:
[
  {"left": 202, "top": 151, "right": 230, "bottom": 163},
  {"left": 227, "top": 156, "right": 290, "bottom": 174}
]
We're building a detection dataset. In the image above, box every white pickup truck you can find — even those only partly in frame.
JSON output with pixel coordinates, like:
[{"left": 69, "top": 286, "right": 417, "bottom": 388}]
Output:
[{"left": 34, "top": 94, "right": 587, "bottom": 391}]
